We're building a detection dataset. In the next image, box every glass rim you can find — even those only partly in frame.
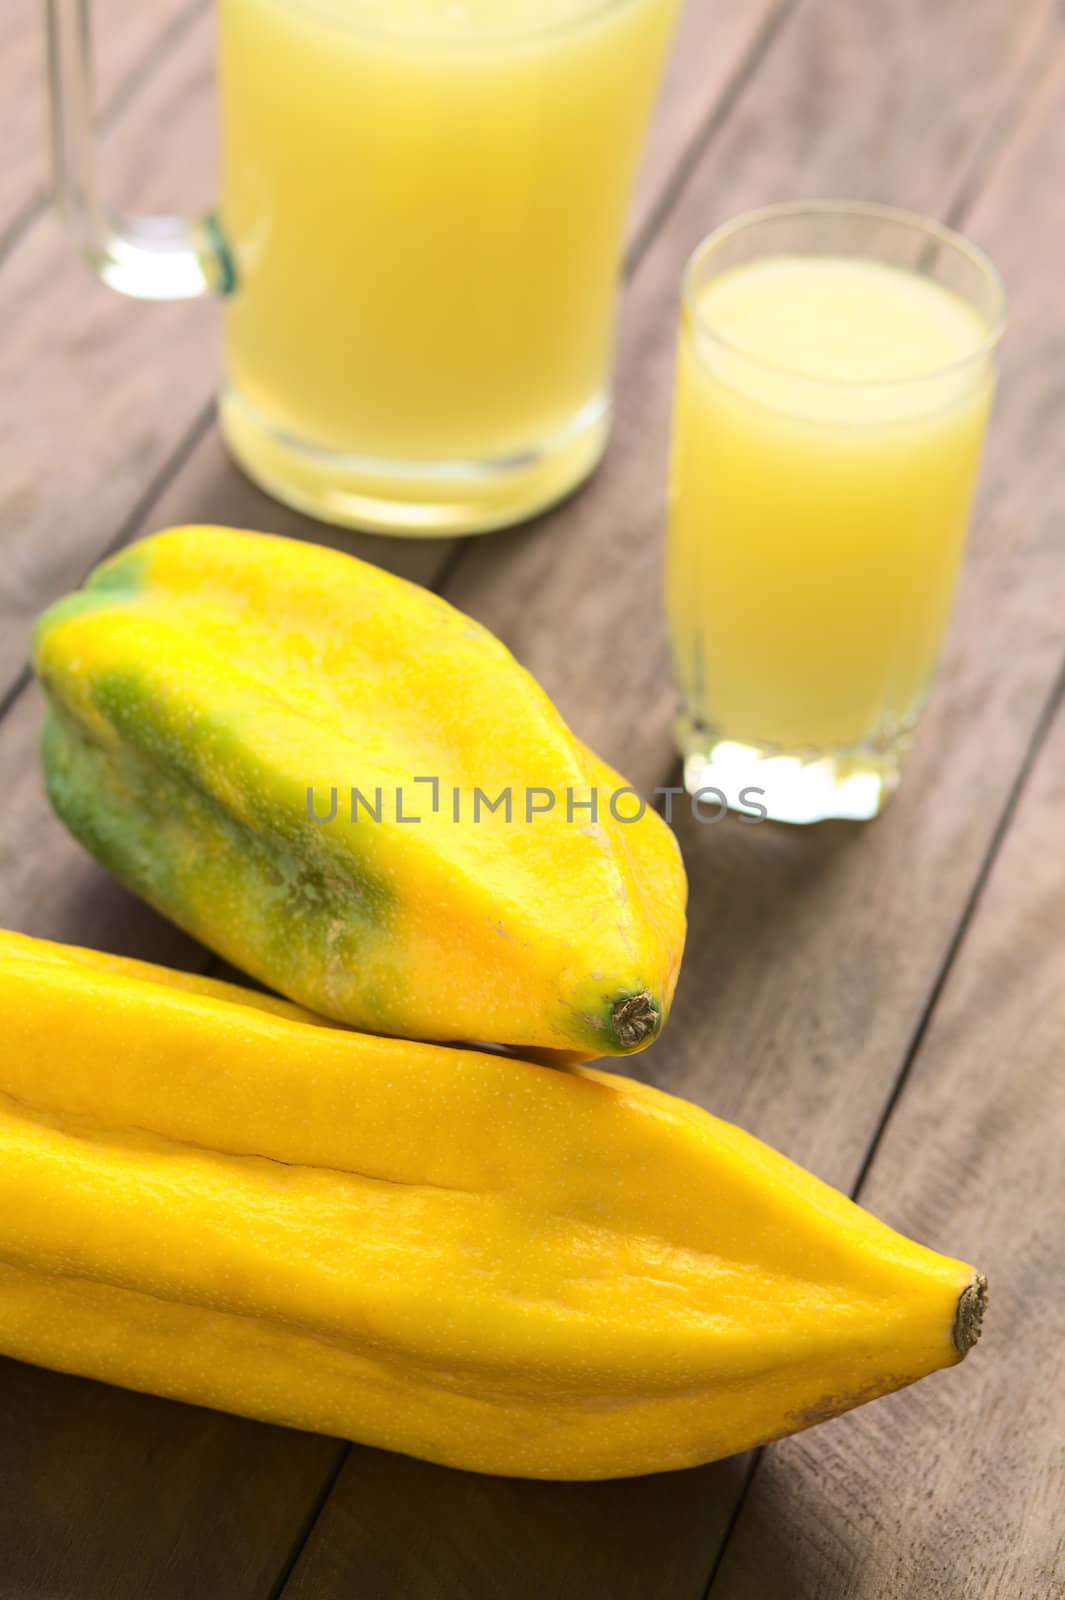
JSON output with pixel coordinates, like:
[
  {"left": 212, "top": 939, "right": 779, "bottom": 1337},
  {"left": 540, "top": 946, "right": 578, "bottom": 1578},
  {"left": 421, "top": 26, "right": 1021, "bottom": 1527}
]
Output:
[
  {"left": 682, "top": 199, "right": 1007, "bottom": 391},
  {"left": 266, "top": 0, "right": 641, "bottom": 47}
]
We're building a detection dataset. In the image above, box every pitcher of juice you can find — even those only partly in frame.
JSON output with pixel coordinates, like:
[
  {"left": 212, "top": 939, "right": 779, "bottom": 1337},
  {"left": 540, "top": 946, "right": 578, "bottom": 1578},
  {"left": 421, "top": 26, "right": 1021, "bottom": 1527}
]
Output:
[{"left": 46, "top": 0, "right": 680, "bottom": 535}]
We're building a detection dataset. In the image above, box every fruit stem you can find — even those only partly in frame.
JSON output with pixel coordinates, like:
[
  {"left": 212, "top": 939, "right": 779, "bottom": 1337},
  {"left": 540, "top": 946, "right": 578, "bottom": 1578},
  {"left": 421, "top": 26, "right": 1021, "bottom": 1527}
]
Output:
[
  {"left": 611, "top": 993, "right": 660, "bottom": 1050},
  {"left": 953, "top": 1273, "right": 988, "bottom": 1357}
]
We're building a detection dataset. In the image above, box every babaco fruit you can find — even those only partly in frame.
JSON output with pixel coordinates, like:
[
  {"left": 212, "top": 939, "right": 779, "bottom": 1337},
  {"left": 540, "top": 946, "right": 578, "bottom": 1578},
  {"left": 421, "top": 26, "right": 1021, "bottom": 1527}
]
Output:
[
  {"left": 34, "top": 526, "right": 686, "bottom": 1056},
  {"left": 0, "top": 932, "right": 986, "bottom": 1481}
]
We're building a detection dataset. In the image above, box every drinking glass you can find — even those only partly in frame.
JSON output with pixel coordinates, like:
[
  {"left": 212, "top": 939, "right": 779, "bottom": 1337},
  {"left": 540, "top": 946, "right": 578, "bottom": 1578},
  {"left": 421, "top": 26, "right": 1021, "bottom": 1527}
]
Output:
[
  {"left": 666, "top": 201, "right": 1005, "bottom": 824},
  {"left": 46, "top": 0, "right": 680, "bottom": 535}
]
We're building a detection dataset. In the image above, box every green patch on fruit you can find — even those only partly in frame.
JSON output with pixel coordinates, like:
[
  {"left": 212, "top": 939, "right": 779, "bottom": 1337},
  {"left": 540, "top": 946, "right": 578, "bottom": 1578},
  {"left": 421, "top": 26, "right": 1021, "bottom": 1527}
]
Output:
[
  {"left": 40, "top": 675, "right": 399, "bottom": 1030},
  {"left": 84, "top": 540, "right": 154, "bottom": 596}
]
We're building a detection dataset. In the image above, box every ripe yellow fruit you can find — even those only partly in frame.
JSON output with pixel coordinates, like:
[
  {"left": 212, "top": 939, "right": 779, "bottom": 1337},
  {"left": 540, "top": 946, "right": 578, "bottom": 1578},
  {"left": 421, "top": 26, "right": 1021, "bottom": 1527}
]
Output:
[
  {"left": 33, "top": 525, "right": 686, "bottom": 1056},
  {"left": 0, "top": 931, "right": 985, "bottom": 1480}
]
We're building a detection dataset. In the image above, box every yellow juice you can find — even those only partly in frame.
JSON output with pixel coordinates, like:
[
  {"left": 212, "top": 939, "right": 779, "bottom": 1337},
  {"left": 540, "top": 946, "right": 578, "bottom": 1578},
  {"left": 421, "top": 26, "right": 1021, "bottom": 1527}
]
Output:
[
  {"left": 217, "top": 0, "right": 679, "bottom": 531},
  {"left": 667, "top": 254, "right": 995, "bottom": 786}
]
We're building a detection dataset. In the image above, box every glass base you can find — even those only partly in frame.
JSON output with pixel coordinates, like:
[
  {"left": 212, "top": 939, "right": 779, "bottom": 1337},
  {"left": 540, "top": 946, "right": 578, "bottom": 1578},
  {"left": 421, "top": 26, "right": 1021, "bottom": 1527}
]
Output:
[
  {"left": 676, "top": 715, "right": 913, "bottom": 824},
  {"left": 218, "top": 386, "right": 611, "bottom": 537}
]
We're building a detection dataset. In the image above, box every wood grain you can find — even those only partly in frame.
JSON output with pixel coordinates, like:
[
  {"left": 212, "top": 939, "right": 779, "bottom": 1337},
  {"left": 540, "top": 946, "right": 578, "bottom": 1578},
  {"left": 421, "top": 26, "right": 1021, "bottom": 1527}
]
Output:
[
  {"left": 0, "top": 1359, "right": 340, "bottom": 1600},
  {"left": 0, "top": 0, "right": 780, "bottom": 711},
  {"left": 285, "top": 1450, "right": 752, "bottom": 1600}
]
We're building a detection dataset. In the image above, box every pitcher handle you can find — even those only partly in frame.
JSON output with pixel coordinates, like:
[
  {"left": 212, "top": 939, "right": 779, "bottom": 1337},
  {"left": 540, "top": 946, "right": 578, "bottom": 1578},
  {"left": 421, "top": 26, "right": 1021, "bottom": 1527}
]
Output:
[{"left": 46, "top": 0, "right": 234, "bottom": 300}]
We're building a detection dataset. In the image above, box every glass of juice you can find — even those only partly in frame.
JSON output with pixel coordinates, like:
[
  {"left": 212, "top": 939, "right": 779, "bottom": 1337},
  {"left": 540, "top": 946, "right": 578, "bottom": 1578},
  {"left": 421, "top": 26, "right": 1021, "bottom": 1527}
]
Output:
[
  {"left": 666, "top": 201, "right": 1004, "bottom": 824},
  {"left": 47, "top": 0, "right": 680, "bottom": 535}
]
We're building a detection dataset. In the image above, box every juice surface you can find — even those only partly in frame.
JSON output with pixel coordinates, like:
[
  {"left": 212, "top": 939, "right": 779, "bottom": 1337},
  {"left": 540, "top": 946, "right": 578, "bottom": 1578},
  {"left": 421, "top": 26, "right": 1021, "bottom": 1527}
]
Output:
[
  {"left": 276, "top": 0, "right": 622, "bottom": 33},
  {"left": 218, "top": 0, "right": 678, "bottom": 464},
  {"left": 667, "top": 255, "right": 994, "bottom": 753}
]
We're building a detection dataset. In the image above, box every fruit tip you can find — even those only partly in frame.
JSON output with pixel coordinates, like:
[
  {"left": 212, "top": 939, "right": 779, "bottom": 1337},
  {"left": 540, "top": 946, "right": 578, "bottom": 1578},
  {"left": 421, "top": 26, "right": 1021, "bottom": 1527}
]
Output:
[
  {"left": 952, "top": 1272, "right": 988, "bottom": 1357},
  {"left": 611, "top": 992, "right": 661, "bottom": 1051}
]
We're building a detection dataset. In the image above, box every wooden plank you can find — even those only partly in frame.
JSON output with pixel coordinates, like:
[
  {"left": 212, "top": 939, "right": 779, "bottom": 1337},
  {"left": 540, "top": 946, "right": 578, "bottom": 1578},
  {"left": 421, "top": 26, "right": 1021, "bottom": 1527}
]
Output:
[
  {"left": 0, "top": 0, "right": 206, "bottom": 251},
  {"left": 284, "top": 1449, "right": 751, "bottom": 1600},
  {"left": 280, "top": 4, "right": 1065, "bottom": 1598},
  {"left": 707, "top": 634, "right": 1065, "bottom": 1598},
  {"left": 0, "top": 1359, "right": 340, "bottom": 1600},
  {"left": 626, "top": 0, "right": 790, "bottom": 262},
  {"left": 0, "top": 0, "right": 779, "bottom": 712}
]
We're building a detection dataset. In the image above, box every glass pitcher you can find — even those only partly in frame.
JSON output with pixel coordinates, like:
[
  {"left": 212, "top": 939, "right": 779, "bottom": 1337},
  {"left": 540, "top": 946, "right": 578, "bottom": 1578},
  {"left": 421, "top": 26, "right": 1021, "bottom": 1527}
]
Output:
[{"left": 47, "top": 0, "right": 680, "bottom": 535}]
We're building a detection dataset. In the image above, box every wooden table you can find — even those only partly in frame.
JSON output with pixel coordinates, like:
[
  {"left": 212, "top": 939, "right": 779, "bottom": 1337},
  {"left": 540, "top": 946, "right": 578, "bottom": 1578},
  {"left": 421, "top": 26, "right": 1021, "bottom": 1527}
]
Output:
[{"left": 3, "top": 0, "right": 1064, "bottom": 1594}]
